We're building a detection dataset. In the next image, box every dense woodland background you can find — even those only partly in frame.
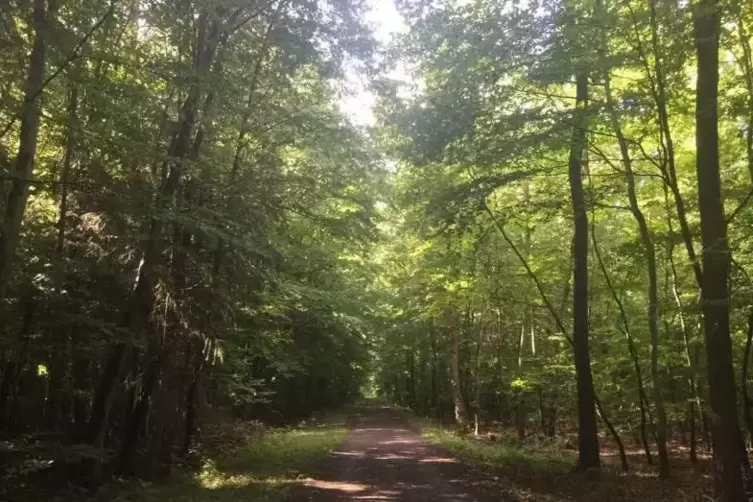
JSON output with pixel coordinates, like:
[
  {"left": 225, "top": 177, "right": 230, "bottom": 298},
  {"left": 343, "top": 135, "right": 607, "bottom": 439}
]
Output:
[
  {"left": 3, "top": 0, "right": 753, "bottom": 500},
  {"left": 0, "top": 0, "right": 382, "bottom": 486}
]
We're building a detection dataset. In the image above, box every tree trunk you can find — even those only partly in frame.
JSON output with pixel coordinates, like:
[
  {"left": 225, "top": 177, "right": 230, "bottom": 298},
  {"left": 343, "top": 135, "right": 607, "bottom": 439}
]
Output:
[
  {"left": 694, "top": 0, "right": 747, "bottom": 498},
  {"left": 85, "top": 12, "right": 222, "bottom": 482},
  {"left": 603, "top": 70, "right": 669, "bottom": 477},
  {"left": 71, "top": 357, "right": 89, "bottom": 441},
  {"left": 474, "top": 322, "right": 482, "bottom": 436},
  {"left": 569, "top": 71, "right": 599, "bottom": 470},
  {"left": 644, "top": 0, "right": 703, "bottom": 289},
  {"left": 666, "top": 201, "right": 705, "bottom": 463},
  {"left": 733, "top": 5, "right": 753, "bottom": 182},
  {"left": 56, "top": 85, "right": 78, "bottom": 253},
  {"left": 0, "top": 361, "right": 17, "bottom": 430},
  {"left": 596, "top": 396, "right": 628, "bottom": 472},
  {"left": 516, "top": 319, "right": 526, "bottom": 441},
  {"left": 119, "top": 352, "right": 162, "bottom": 473},
  {"left": 688, "top": 395, "right": 698, "bottom": 464},
  {"left": 0, "top": 295, "right": 37, "bottom": 432},
  {"left": 430, "top": 327, "right": 438, "bottom": 417},
  {"left": 183, "top": 337, "right": 207, "bottom": 458},
  {"left": 445, "top": 308, "right": 468, "bottom": 428},
  {"left": 0, "top": 0, "right": 55, "bottom": 298},
  {"left": 743, "top": 311, "right": 753, "bottom": 445},
  {"left": 591, "top": 213, "right": 654, "bottom": 465}
]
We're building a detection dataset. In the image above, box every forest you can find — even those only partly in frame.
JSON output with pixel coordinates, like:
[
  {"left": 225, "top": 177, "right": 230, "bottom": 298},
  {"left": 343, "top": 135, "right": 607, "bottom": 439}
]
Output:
[{"left": 2, "top": 0, "right": 753, "bottom": 500}]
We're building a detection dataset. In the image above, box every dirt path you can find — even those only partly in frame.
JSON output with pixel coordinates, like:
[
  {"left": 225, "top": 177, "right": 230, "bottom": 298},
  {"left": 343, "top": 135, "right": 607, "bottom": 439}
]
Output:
[{"left": 292, "top": 402, "right": 497, "bottom": 501}]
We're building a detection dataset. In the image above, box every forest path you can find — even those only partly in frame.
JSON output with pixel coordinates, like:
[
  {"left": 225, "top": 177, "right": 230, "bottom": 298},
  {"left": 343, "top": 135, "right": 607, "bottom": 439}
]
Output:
[{"left": 291, "top": 401, "right": 498, "bottom": 501}]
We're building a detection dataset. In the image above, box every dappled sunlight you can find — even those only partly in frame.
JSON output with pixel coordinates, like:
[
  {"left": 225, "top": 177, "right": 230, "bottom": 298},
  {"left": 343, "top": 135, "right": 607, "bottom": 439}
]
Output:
[
  {"left": 334, "top": 451, "right": 367, "bottom": 458},
  {"left": 287, "top": 405, "right": 495, "bottom": 501},
  {"left": 302, "top": 479, "right": 370, "bottom": 493},
  {"left": 112, "top": 420, "right": 349, "bottom": 501},
  {"left": 354, "top": 428, "right": 410, "bottom": 433},
  {"left": 379, "top": 438, "right": 421, "bottom": 445},
  {"left": 420, "top": 456, "right": 458, "bottom": 464},
  {"left": 374, "top": 453, "right": 413, "bottom": 460}
]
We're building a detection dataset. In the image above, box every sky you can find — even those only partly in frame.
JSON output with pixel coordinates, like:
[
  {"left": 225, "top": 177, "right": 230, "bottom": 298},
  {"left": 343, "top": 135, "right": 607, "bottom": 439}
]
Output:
[{"left": 338, "top": 0, "right": 408, "bottom": 127}]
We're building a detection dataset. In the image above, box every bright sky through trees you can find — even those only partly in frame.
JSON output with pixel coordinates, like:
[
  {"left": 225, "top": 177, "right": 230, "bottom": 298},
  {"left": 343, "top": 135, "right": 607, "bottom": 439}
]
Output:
[{"left": 339, "top": 0, "right": 407, "bottom": 126}]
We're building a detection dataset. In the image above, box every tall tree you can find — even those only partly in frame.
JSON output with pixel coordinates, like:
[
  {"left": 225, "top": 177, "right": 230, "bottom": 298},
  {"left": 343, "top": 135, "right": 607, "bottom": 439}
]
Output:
[
  {"left": 568, "top": 71, "right": 600, "bottom": 470},
  {"left": 693, "top": 0, "right": 747, "bottom": 497}
]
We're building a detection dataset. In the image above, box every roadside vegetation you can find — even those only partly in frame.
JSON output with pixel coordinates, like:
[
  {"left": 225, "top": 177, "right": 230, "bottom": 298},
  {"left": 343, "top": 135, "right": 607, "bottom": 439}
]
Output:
[
  {"left": 422, "top": 423, "right": 715, "bottom": 502},
  {"left": 112, "top": 414, "right": 347, "bottom": 502}
]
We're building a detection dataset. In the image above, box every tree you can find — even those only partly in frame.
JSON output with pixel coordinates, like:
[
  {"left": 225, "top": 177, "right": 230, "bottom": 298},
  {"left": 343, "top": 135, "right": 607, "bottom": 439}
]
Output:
[{"left": 694, "top": 0, "right": 747, "bottom": 497}]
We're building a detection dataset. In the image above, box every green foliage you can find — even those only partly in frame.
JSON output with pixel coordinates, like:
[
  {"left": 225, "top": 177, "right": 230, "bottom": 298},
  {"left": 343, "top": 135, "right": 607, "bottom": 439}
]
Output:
[
  {"left": 0, "top": 0, "right": 384, "bottom": 485},
  {"left": 114, "top": 417, "right": 348, "bottom": 501}
]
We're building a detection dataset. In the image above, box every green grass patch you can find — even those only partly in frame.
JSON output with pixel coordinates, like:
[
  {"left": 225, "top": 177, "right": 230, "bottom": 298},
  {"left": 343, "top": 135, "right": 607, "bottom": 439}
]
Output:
[
  {"left": 114, "top": 417, "right": 347, "bottom": 502},
  {"left": 421, "top": 424, "right": 571, "bottom": 474}
]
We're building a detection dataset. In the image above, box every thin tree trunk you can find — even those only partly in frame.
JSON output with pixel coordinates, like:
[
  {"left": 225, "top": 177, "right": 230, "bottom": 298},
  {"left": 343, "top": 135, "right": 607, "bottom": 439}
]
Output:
[
  {"left": 596, "top": 396, "right": 629, "bottom": 472},
  {"left": 119, "top": 351, "right": 162, "bottom": 473},
  {"left": 742, "top": 311, "right": 753, "bottom": 445},
  {"left": 474, "top": 322, "right": 482, "bottom": 436},
  {"left": 183, "top": 337, "right": 207, "bottom": 458},
  {"left": 56, "top": 85, "right": 78, "bottom": 253},
  {"left": 733, "top": 5, "right": 753, "bottom": 182},
  {"left": 0, "top": 295, "right": 37, "bottom": 431},
  {"left": 0, "top": 361, "right": 17, "bottom": 430},
  {"left": 592, "top": 222, "right": 654, "bottom": 464},
  {"left": 431, "top": 327, "right": 439, "bottom": 417},
  {"left": 603, "top": 70, "right": 669, "bottom": 476},
  {"left": 445, "top": 308, "right": 468, "bottom": 428},
  {"left": 666, "top": 193, "right": 704, "bottom": 463},
  {"left": 569, "top": 71, "right": 599, "bottom": 470},
  {"left": 516, "top": 319, "right": 526, "bottom": 441},
  {"left": 694, "top": 0, "right": 747, "bottom": 498},
  {"left": 0, "top": 0, "right": 56, "bottom": 298},
  {"left": 642, "top": 0, "right": 703, "bottom": 289},
  {"left": 688, "top": 397, "right": 698, "bottom": 463}
]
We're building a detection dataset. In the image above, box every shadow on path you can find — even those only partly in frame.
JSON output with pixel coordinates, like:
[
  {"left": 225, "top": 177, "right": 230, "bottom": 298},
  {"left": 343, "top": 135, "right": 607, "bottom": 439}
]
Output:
[{"left": 291, "top": 402, "right": 505, "bottom": 501}]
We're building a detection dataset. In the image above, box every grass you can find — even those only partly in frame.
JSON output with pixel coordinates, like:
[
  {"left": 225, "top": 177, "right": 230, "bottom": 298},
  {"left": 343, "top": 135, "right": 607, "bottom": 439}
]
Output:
[
  {"left": 113, "top": 416, "right": 347, "bottom": 502},
  {"left": 422, "top": 424, "right": 571, "bottom": 473},
  {"left": 418, "top": 422, "right": 716, "bottom": 502}
]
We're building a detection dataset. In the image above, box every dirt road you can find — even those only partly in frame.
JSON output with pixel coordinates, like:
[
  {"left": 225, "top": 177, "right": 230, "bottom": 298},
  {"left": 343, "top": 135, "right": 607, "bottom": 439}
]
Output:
[{"left": 292, "top": 402, "right": 495, "bottom": 501}]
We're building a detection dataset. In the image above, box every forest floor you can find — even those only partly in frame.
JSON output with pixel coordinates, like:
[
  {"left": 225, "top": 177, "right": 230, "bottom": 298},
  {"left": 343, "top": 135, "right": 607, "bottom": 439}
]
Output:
[
  {"left": 419, "top": 420, "right": 718, "bottom": 502},
  {"left": 4, "top": 402, "right": 718, "bottom": 501},
  {"left": 289, "top": 401, "right": 500, "bottom": 501},
  {"left": 290, "top": 402, "right": 717, "bottom": 501}
]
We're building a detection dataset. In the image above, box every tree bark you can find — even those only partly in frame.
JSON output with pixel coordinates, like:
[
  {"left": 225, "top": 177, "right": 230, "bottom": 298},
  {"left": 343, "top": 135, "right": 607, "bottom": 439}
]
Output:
[
  {"left": 642, "top": 0, "right": 703, "bottom": 289},
  {"left": 569, "top": 71, "right": 599, "bottom": 470},
  {"left": 742, "top": 311, "right": 753, "bottom": 444},
  {"left": 119, "top": 352, "right": 162, "bottom": 473},
  {"left": 0, "top": 0, "right": 56, "bottom": 299},
  {"left": 86, "top": 11, "right": 223, "bottom": 482},
  {"left": 666, "top": 192, "right": 704, "bottom": 463},
  {"left": 56, "top": 85, "right": 78, "bottom": 253},
  {"left": 733, "top": 4, "right": 753, "bottom": 182},
  {"left": 183, "top": 337, "right": 207, "bottom": 458},
  {"left": 603, "top": 70, "right": 669, "bottom": 477},
  {"left": 445, "top": 308, "right": 468, "bottom": 428},
  {"left": 592, "top": 222, "right": 654, "bottom": 465},
  {"left": 694, "top": 0, "right": 747, "bottom": 498},
  {"left": 596, "top": 396, "right": 628, "bottom": 472}
]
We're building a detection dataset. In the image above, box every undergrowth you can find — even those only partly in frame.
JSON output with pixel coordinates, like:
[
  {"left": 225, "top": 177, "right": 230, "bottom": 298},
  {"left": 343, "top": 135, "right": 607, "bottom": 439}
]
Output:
[
  {"left": 420, "top": 423, "right": 716, "bottom": 502},
  {"left": 422, "top": 425, "right": 571, "bottom": 473},
  {"left": 112, "top": 416, "right": 347, "bottom": 502}
]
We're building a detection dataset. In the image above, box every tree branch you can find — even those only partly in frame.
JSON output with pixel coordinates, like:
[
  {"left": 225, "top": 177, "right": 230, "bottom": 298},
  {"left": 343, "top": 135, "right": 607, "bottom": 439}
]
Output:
[{"left": 0, "top": 0, "right": 116, "bottom": 141}]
